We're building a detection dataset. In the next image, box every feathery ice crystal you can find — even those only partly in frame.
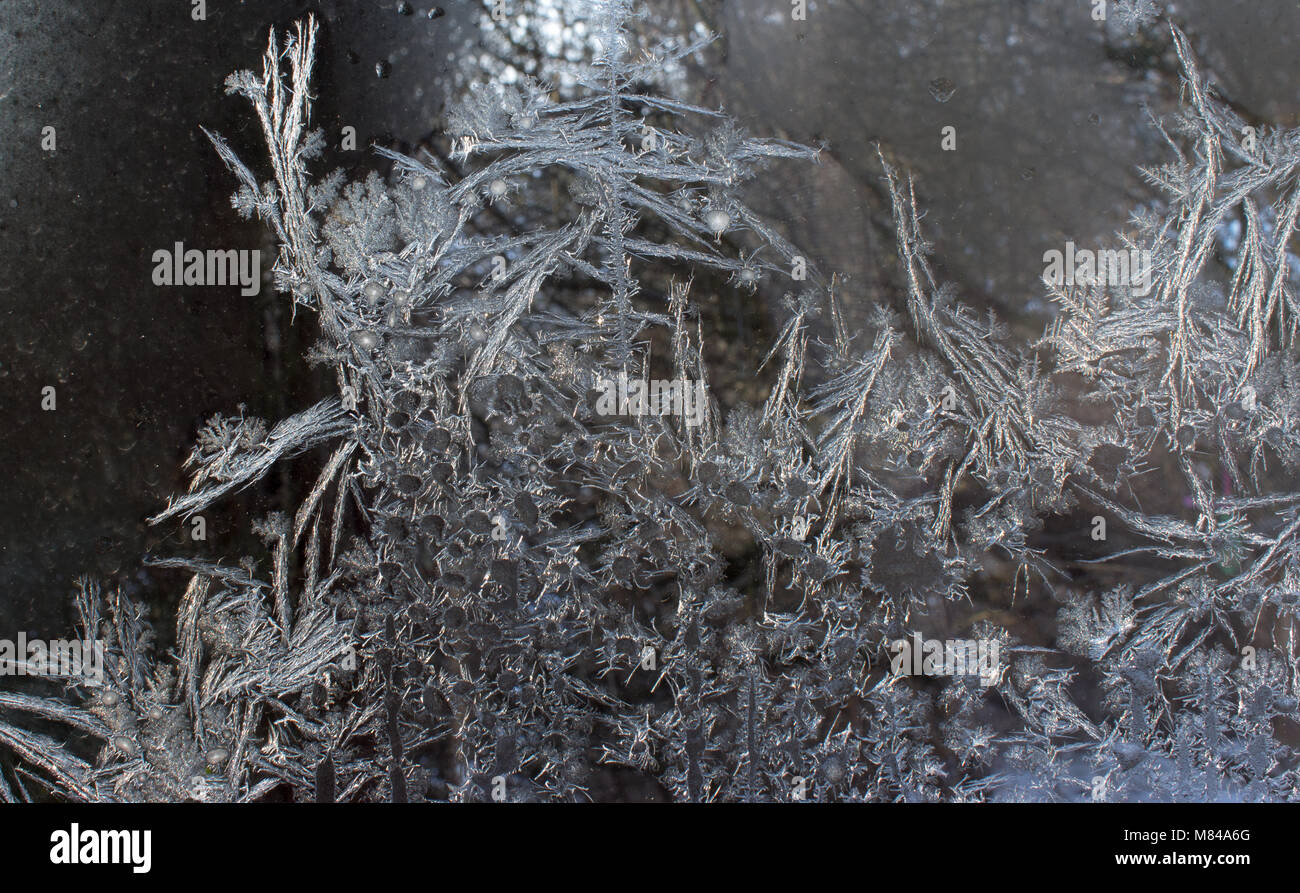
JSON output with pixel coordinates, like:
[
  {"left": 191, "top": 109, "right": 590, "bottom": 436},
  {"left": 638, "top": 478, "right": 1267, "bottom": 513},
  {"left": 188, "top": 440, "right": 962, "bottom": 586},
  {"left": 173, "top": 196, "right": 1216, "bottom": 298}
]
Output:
[{"left": 3, "top": 3, "right": 1300, "bottom": 803}]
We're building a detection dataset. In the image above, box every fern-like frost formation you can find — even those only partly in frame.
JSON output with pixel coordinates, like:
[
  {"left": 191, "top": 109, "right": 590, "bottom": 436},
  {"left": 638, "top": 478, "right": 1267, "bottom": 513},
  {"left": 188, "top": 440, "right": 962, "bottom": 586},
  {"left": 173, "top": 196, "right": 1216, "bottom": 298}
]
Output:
[{"left": 4, "top": 3, "right": 1300, "bottom": 803}]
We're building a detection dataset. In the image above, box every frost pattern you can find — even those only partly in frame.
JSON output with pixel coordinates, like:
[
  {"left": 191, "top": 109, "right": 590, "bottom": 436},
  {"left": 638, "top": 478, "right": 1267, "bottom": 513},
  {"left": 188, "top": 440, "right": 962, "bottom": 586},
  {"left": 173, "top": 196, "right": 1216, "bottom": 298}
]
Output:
[{"left": 3, "top": 6, "right": 1300, "bottom": 803}]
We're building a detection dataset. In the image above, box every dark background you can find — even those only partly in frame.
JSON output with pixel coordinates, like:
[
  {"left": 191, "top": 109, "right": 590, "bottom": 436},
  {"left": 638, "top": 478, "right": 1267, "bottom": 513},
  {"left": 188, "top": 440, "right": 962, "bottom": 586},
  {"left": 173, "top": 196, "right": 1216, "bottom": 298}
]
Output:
[
  {"left": 2, "top": 0, "right": 1298, "bottom": 642},
  {"left": 0, "top": 0, "right": 476, "bottom": 636}
]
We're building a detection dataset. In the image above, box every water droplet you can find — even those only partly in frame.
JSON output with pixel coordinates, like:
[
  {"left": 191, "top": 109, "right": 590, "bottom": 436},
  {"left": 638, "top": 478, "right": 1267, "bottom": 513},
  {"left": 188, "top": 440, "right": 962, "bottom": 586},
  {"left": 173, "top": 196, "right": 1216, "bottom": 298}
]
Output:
[
  {"left": 393, "top": 390, "right": 421, "bottom": 412},
  {"left": 928, "top": 77, "right": 956, "bottom": 103},
  {"left": 425, "top": 426, "right": 451, "bottom": 452},
  {"left": 375, "top": 60, "right": 391, "bottom": 79},
  {"left": 396, "top": 1, "right": 412, "bottom": 14}
]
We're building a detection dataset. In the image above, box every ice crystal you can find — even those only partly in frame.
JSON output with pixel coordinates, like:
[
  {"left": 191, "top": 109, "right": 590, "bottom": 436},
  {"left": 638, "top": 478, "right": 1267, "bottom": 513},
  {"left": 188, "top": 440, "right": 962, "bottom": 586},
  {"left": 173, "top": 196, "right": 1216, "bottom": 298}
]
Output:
[{"left": 5, "top": 7, "right": 1300, "bottom": 803}]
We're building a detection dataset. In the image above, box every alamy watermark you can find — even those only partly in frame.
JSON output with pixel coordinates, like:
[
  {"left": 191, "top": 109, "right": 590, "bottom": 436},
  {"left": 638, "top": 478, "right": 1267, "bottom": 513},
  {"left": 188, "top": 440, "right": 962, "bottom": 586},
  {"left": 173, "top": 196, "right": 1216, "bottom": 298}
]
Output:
[
  {"left": 594, "top": 373, "right": 706, "bottom": 427},
  {"left": 889, "top": 633, "right": 1000, "bottom": 686},
  {"left": 1042, "top": 242, "right": 1153, "bottom": 297},
  {"left": 0, "top": 634, "right": 104, "bottom": 682},
  {"left": 50, "top": 824, "right": 151, "bottom": 874},
  {"left": 151, "top": 242, "right": 261, "bottom": 296}
]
